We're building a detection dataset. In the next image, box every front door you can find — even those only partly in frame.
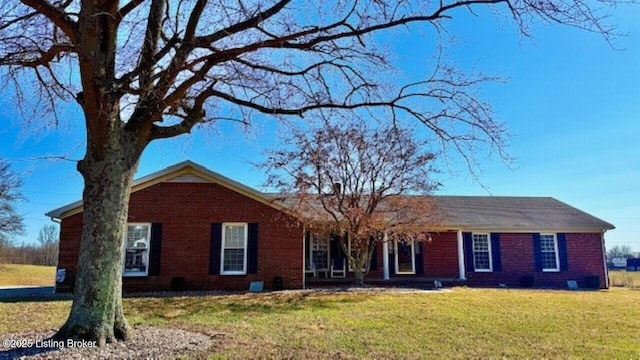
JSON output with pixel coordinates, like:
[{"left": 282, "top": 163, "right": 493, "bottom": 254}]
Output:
[{"left": 395, "top": 241, "right": 415, "bottom": 274}]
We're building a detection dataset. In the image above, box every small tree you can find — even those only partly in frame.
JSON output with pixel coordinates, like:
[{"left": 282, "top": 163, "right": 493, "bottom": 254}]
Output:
[
  {"left": 0, "top": 157, "right": 25, "bottom": 255},
  {"left": 37, "top": 224, "right": 60, "bottom": 266},
  {"left": 264, "top": 120, "right": 439, "bottom": 285}
]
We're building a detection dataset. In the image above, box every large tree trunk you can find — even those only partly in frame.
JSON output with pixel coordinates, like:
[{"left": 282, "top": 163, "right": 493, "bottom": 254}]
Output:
[{"left": 55, "top": 127, "right": 142, "bottom": 345}]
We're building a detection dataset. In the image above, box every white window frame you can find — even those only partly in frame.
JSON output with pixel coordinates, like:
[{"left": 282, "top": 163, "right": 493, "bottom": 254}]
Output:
[
  {"left": 540, "top": 233, "right": 560, "bottom": 272},
  {"left": 122, "top": 223, "right": 151, "bottom": 277},
  {"left": 310, "top": 233, "right": 330, "bottom": 271},
  {"left": 220, "top": 222, "right": 248, "bottom": 275},
  {"left": 472, "top": 233, "right": 493, "bottom": 272},
  {"left": 394, "top": 239, "right": 416, "bottom": 275}
]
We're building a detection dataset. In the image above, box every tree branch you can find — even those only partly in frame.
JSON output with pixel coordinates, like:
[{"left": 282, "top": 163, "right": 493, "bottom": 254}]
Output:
[
  {"left": 149, "top": 85, "right": 215, "bottom": 139},
  {"left": 117, "top": 0, "right": 146, "bottom": 23},
  {"left": 4, "top": 44, "right": 74, "bottom": 67},
  {"left": 194, "top": 0, "right": 292, "bottom": 46},
  {"left": 19, "top": 0, "right": 78, "bottom": 43},
  {"left": 138, "top": 0, "right": 167, "bottom": 91}
]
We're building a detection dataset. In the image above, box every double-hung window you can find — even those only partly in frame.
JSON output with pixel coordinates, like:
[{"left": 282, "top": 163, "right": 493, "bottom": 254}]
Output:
[
  {"left": 311, "top": 234, "right": 329, "bottom": 270},
  {"left": 472, "top": 233, "right": 492, "bottom": 272},
  {"left": 221, "top": 223, "right": 248, "bottom": 275},
  {"left": 124, "top": 223, "right": 151, "bottom": 277},
  {"left": 540, "top": 234, "right": 560, "bottom": 272}
]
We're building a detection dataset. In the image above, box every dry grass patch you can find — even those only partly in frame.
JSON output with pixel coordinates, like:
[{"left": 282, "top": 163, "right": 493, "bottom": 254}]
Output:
[
  {"left": 609, "top": 270, "right": 640, "bottom": 288},
  {"left": 1, "top": 288, "right": 639, "bottom": 358},
  {"left": 0, "top": 264, "right": 56, "bottom": 287}
]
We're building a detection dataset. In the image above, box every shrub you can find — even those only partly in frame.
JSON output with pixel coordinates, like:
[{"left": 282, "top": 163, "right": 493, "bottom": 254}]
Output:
[
  {"left": 519, "top": 275, "right": 535, "bottom": 288},
  {"left": 170, "top": 277, "right": 187, "bottom": 292},
  {"left": 584, "top": 275, "right": 601, "bottom": 289},
  {"left": 272, "top": 276, "right": 284, "bottom": 291}
]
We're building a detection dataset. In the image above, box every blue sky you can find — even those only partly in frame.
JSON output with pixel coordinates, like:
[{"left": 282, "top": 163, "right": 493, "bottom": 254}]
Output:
[{"left": 1, "top": 5, "right": 639, "bottom": 251}]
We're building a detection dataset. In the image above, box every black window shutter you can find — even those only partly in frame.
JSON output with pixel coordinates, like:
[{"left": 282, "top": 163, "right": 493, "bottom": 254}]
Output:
[
  {"left": 388, "top": 242, "right": 395, "bottom": 276},
  {"left": 415, "top": 242, "right": 425, "bottom": 275},
  {"left": 247, "top": 223, "right": 259, "bottom": 274},
  {"left": 304, "top": 231, "right": 311, "bottom": 266},
  {"left": 209, "top": 223, "right": 222, "bottom": 275},
  {"left": 533, "top": 233, "right": 543, "bottom": 272},
  {"left": 463, "top": 232, "right": 474, "bottom": 273},
  {"left": 490, "top": 233, "right": 502, "bottom": 272},
  {"left": 330, "top": 234, "right": 342, "bottom": 261},
  {"left": 370, "top": 243, "right": 378, "bottom": 271},
  {"left": 557, "top": 233, "right": 568, "bottom": 271},
  {"left": 148, "top": 223, "right": 163, "bottom": 276}
]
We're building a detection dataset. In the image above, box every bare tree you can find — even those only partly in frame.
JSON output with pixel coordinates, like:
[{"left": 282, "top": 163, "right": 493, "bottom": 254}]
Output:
[
  {"left": 264, "top": 120, "right": 440, "bottom": 285},
  {"left": 37, "top": 224, "right": 60, "bottom": 266},
  {"left": 0, "top": 157, "right": 25, "bottom": 254},
  {"left": 607, "top": 245, "right": 635, "bottom": 260},
  {"left": 0, "top": 0, "right": 628, "bottom": 345}
]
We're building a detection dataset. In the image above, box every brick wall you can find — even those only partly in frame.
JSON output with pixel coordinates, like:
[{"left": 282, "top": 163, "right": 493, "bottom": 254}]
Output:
[
  {"left": 424, "top": 231, "right": 460, "bottom": 277},
  {"left": 466, "top": 232, "right": 607, "bottom": 288},
  {"left": 56, "top": 181, "right": 303, "bottom": 293}
]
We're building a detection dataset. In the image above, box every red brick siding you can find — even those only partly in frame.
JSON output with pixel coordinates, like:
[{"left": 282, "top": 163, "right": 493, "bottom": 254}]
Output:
[
  {"left": 466, "top": 232, "right": 607, "bottom": 288},
  {"left": 424, "top": 232, "right": 459, "bottom": 277},
  {"left": 56, "top": 213, "right": 83, "bottom": 292},
  {"left": 57, "top": 182, "right": 303, "bottom": 293}
]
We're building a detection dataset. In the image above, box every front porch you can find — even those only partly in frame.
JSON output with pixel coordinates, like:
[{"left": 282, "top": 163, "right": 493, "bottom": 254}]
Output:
[
  {"left": 305, "top": 276, "right": 466, "bottom": 289},
  {"left": 304, "top": 230, "right": 468, "bottom": 286}
]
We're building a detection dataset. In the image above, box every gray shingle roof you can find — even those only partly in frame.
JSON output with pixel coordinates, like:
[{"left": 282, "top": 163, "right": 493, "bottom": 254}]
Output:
[
  {"left": 431, "top": 196, "right": 614, "bottom": 231},
  {"left": 268, "top": 194, "right": 613, "bottom": 231},
  {"left": 45, "top": 161, "right": 614, "bottom": 232}
]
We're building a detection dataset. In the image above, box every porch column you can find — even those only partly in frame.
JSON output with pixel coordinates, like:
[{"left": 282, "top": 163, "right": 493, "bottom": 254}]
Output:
[
  {"left": 457, "top": 230, "right": 466, "bottom": 280},
  {"left": 382, "top": 232, "right": 390, "bottom": 280}
]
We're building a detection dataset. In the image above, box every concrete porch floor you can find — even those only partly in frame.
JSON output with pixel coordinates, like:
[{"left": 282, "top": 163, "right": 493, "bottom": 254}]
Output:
[{"left": 305, "top": 276, "right": 465, "bottom": 289}]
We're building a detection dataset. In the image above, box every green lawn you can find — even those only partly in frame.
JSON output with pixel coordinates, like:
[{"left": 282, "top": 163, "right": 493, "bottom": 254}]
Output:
[
  {"left": 0, "top": 264, "right": 56, "bottom": 287},
  {"left": 1, "top": 287, "right": 639, "bottom": 358}
]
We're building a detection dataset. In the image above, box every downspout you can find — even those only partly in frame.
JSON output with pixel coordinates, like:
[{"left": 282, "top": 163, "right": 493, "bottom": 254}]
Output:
[
  {"left": 457, "top": 230, "right": 466, "bottom": 280},
  {"left": 382, "top": 232, "right": 390, "bottom": 280},
  {"left": 601, "top": 230, "right": 609, "bottom": 289}
]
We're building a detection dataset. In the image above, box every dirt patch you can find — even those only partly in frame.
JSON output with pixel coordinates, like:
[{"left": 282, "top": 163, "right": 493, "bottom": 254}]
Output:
[{"left": 0, "top": 326, "right": 215, "bottom": 359}]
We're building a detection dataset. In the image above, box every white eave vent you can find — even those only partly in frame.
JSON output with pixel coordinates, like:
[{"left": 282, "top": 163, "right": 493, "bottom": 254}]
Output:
[{"left": 166, "top": 174, "right": 211, "bottom": 183}]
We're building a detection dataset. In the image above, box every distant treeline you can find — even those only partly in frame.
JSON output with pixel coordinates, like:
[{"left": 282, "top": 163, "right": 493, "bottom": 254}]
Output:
[
  {"left": 0, "top": 224, "right": 59, "bottom": 266},
  {"left": 0, "top": 242, "right": 58, "bottom": 266}
]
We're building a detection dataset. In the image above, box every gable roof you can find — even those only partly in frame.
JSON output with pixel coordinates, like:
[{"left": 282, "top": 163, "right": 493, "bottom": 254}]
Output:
[
  {"left": 45, "top": 161, "right": 615, "bottom": 232},
  {"left": 45, "top": 160, "right": 289, "bottom": 220}
]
